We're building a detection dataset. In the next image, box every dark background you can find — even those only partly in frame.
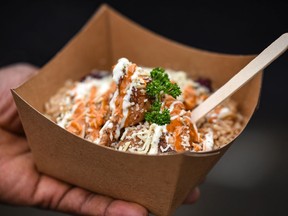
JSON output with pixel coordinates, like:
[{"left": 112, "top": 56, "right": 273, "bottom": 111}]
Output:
[{"left": 0, "top": 1, "right": 287, "bottom": 215}]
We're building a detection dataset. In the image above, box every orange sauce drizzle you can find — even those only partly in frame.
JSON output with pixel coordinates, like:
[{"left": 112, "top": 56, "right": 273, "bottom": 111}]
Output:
[
  {"left": 164, "top": 95, "right": 200, "bottom": 152},
  {"left": 67, "top": 79, "right": 117, "bottom": 140},
  {"left": 183, "top": 85, "right": 197, "bottom": 110},
  {"left": 86, "top": 86, "right": 99, "bottom": 140},
  {"left": 114, "top": 64, "right": 136, "bottom": 124},
  {"left": 67, "top": 100, "right": 85, "bottom": 136},
  {"left": 165, "top": 96, "right": 185, "bottom": 152},
  {"left": 183, "top": 114, "right": 200, "bottom": 143},
  {"left": 87, "top": 83, "right": 117, "bottom": 140}
]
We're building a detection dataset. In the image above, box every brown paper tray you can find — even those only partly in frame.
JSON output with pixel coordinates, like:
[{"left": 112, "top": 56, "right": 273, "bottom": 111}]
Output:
[{"left": 12, "top": 4, "right": 262, "bottom": 216}]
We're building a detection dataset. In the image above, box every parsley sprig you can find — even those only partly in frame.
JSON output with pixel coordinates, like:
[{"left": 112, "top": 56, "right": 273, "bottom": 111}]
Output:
[{"left": 145, "top": 67, "right": 181, "bottom": 125}]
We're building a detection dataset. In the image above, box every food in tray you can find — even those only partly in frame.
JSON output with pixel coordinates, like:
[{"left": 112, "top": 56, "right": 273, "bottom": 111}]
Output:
[{"left": 45, "top": 58, "right": 243, "bottom": 155}]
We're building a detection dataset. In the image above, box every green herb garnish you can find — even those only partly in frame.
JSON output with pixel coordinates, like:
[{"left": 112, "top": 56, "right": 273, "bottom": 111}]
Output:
[{"left": 145, "top": 67, "right": 181, "bottom": 125}]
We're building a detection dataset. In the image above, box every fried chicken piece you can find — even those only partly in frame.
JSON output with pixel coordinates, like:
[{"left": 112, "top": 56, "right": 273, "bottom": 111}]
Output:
[{"left": 96, "top": 58, "right": 151, "bottom": 146}]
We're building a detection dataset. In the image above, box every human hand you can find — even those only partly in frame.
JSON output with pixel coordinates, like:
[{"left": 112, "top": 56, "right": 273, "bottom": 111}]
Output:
[{"left": 0, "top": 63, "right": 200, "bottom": 216}]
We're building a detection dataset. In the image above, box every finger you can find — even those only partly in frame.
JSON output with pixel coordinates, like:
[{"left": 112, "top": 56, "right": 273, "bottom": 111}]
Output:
[
  {"left": 0, "top": 128, "right": 29, "bottom": 157},
  {"left": 0, "top": 63, "right": 38, "bottom": 134},
  {"left": 105, "top": 200, "right": 148, "bottom": 216},
  {"left": 32, "top": 175, "right": 148, "bottom": 216},
  {"left": 183, "top": 187, "right": 200, "bottom": 204},
  {"left": 0, "top": 97, "right": 23, "bottom": 133}
]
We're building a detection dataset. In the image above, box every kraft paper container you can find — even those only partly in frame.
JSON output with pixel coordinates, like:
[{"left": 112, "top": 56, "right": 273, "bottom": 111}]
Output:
[{"left": 12, "top": 4, "right": 262, "bottom": 216}]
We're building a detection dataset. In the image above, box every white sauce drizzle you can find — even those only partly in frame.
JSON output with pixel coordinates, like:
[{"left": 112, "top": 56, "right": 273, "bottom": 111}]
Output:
[
  {"left": 149, "top": 124, "right": 163, "bottom": 154},
  {"left": 168, "top": 100, "right": 182, "bottom": 113},
  {"left": 112, "top": 58, "right": 129, "bottom": 84},
  {"left": 202, "top": 130, "right": 214, "bottom": 151},
  {"left": 218, "top": 107, "right": 231, "bottom": 119},
  {"left": 119, "top": 67, "right": 142, "bottom": 129},
  {"left": 160, "top": 144, "right": 171, "bottom": 153}
]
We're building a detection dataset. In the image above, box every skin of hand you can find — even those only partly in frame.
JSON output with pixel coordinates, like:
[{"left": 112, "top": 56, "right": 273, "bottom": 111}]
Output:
[{"left": 0, "top": 63, "right": 200, "bottom": 216}]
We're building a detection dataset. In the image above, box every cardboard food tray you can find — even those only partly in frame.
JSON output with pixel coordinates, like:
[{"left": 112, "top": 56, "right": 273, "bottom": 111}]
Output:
[{"left": 12, "top": 4, "right": 262, "bottom": 216}]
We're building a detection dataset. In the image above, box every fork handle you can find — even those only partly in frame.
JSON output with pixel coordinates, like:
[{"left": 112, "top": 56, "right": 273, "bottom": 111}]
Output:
[{"left": 190, "top": 33, "right": 288, "bottom": 123}]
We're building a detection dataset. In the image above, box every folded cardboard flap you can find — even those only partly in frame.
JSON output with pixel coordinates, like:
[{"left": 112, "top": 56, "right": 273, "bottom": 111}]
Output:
[
  {"left": 12, "top": 4, "right": 262, "bottom": 216},
  {"left": 14, "top": 5, "right": 112, "bottom": 112}
]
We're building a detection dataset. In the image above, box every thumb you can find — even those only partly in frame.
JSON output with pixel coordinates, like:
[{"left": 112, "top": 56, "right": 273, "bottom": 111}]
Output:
[{"left": 0, "top": 63, "right": 38, "bottom": 134}]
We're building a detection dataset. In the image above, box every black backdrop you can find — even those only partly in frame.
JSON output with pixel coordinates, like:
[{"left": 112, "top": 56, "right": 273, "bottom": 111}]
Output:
[{"left": 0, "top": 1, "right": 288, "bottom": 215}]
